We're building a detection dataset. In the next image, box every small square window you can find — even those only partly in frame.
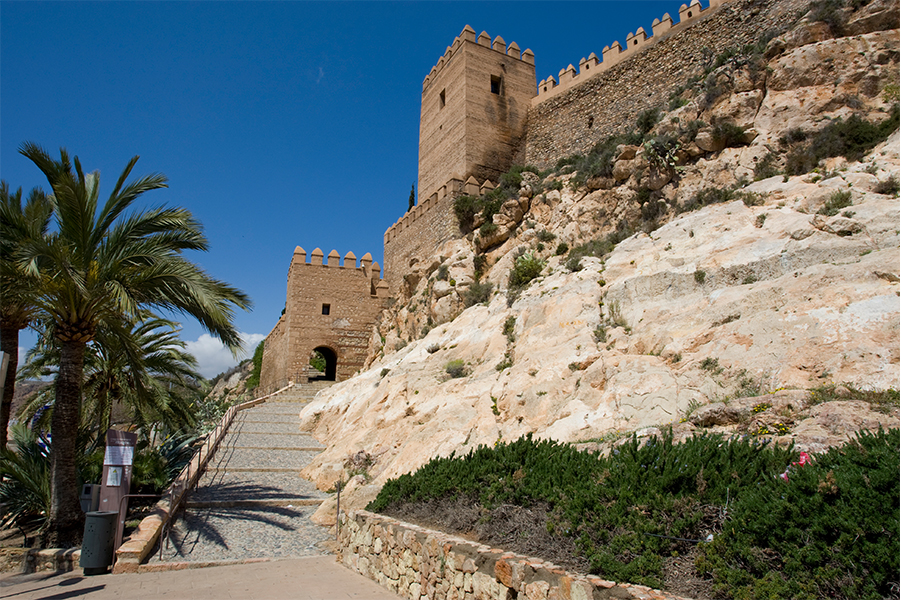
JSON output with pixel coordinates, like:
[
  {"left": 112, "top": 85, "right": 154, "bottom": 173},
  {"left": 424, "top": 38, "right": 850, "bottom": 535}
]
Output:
[{"left": 321, "top": 304, "right": 330, "bottom": 315}]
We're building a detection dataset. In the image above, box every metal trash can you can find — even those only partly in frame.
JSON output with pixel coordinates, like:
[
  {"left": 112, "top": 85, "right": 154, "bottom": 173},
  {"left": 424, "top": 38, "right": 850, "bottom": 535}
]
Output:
[{"left": 80, "top": 511, "right": 118, "bottom": 575}]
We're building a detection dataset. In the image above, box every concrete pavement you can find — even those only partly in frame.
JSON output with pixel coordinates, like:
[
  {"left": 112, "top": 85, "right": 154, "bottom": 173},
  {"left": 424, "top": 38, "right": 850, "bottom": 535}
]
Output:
[{"left": 0, "top": 555, "right": 403, "bottom": 599}]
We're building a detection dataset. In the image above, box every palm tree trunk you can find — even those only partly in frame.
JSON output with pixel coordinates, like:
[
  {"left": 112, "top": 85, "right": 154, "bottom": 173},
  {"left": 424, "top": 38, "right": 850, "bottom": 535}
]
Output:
[
  {"left": 45, "top": 338, "right": 86, "bottom": 548},
  {"left": 0, "top": 322, "right": 20, "bottom": 450}
]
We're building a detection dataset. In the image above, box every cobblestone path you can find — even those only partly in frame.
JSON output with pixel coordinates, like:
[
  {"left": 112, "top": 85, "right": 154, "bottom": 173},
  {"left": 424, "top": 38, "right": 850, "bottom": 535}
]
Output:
[{"left": 151, "top": 383, "right": 335, "bottom": 564}]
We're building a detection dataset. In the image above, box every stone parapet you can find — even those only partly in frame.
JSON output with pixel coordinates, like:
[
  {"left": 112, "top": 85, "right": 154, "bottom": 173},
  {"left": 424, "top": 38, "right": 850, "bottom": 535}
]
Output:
[
  {"left": 533, "top": 0, "right": 728, "bottom": 105},
  {"left": 338, "top": 510, "right": 693, "bottom": 600},
  {"left": 525, "top": 0, "right": 808, "bottom": 169}
]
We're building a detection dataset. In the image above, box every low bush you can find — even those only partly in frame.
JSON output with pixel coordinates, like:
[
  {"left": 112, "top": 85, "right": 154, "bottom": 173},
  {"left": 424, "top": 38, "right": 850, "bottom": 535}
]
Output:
[
  {"left": 555, "top": 242, "right": 569, "bottom": 256},
  {"left": 536, "top": 230, "right": 556, "bottom": 242},
  {"left": 463, "top": 280, "right": 493, "bottom": 307},
  {"left": 444, "top": 359, "right": 467, "bottom": 379},
  {"left": 818, "top": 189, "right": 852, "bottom": 216},
  {"left": 783, "top": 105, "right": 899, "bottom": 175},
  {"left": 370, "top": 429, "right": 898, "bottom": 595},
  {"left": 874, "top": 174, "right": 899, "bottom": 196},
  {"left": 508, "top": 252, "right": 545, "bottom": 290}
]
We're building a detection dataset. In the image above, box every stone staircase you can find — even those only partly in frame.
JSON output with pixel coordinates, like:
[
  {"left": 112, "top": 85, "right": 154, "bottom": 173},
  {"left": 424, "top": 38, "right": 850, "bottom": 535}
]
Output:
[{"left": 152, "top": 384, "right": 335, "bottom": 564}]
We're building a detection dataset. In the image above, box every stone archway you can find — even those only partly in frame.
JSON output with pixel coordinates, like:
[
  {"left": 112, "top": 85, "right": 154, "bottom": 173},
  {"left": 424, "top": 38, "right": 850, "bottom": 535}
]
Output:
[{"left": 310, "top": 346, "right": 338, "bottom": 381}]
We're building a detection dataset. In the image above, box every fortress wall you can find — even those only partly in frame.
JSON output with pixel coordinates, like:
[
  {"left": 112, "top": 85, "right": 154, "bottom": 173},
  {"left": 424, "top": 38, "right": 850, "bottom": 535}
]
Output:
[
  {"left": 525, "top": 0, "right": 808, "bottom": 169},
  {"left": 259, "top": 247, "right": 388, "bottom": 392},
  {"left": 259, "top": 315, "right": 289, "bottom": 394},
  {"left": 384, "top": 175, "right": 497, "bottom": 296}
]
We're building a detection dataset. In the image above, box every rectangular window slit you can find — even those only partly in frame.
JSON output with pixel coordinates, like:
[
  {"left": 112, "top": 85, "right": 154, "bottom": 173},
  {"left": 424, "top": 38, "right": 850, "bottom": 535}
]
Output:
[{"left": 322, "top": 304, "right": 331, "bottom": 315}]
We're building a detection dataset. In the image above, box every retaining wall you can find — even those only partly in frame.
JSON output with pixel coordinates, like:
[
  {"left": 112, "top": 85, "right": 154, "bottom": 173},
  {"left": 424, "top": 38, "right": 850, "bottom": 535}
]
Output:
[{"left": 338, "top": 510, "right": 692, "bottom": 600}]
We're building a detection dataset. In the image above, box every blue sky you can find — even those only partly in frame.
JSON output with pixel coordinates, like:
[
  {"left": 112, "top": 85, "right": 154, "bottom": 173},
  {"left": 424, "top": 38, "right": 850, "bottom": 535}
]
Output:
[{"left": 2, "top": 0, "right": 680, "bottom": 377}]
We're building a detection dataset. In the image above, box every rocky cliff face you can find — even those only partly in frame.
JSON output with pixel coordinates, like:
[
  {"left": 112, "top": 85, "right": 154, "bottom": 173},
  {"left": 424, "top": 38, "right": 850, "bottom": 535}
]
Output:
[{"left": 297, "top": 1, "right": 900, "bottom": 523}]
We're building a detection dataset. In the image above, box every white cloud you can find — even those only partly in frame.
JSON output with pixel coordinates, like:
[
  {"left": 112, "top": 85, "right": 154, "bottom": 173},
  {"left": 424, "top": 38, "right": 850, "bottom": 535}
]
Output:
[{"left": 185, "top": 332, "right": 266, "bottom": 379}]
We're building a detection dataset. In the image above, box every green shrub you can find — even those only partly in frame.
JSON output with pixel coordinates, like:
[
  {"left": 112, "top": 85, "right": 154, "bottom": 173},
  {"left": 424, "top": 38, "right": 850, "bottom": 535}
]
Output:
[
  {"left": 555, "top": 242, "right": 569, "bottom": 256},
  {"left": 565, "top": 256, "right": 583, "bottom": 272},
  {"left": 444, "top": 359, "right": 467, "bottom": 379},
  {"left": 463, "top": 281, "right": 493, "bottom": 307},
  {"left": 567, "top": 222, "right": 633, "bottom": 263},
  {"left": 473, "top": 254, "right": 488, "bottom": 280},
  {"left": 697, "top": 428, "right": 899, "bottom": 600},
  {"left": 695, "top": 268, "right": 707, "bottom": 285},
  {"left": 635, "top": 107, "right": 662, "bottom": 135},
  {"left": 244, "top": 340, "right": 265, "bottom": 390},
  {"left": 874, "top": 175, "right": 899, "bottom": 196},
  {"left": 818, "top": 189, "right": 852, "bottom": 216},
  {"left": 508, "top": 252, "right": 545, "bottom": 290},
  {"left": 502, "top": 316, "right": 516, "bottom": 343},
  {"left": 593, "top": 325, "right": 607, "bottom": 343},
  {"left": 368, "top": 430, "right": 845, "bottom": 590},
  {"left": 711, "top": 121, "right": 747, "bottom": 148},
  {"left": 753, "top": 152, "right": 781, "bottom": 181},
  {"left": 536, "top": 230, "right": 556, "bottom": 242},
  {"left": 783, "top": 105, "right": 900, "bottom": 175},
  {"left": 435, "top": 264, "right": 449, "bottom": 281}
]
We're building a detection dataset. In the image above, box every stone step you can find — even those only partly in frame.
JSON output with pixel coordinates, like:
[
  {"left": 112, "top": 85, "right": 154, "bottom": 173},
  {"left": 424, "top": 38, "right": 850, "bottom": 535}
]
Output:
[
  {"left": 228, "top": 432, "right": 321, "bottom": 448},
  {"left": 205, "top": 448, "right": 319, "bottom": 470},
  {"left": 185, "top": 498, "right": 324, "bottom": 509},
  {"left": 225, "top": 420, "right": 303, "bottom": 434},
  {"left": 192, "top": 469, "right": 329, "bottom": 502}
]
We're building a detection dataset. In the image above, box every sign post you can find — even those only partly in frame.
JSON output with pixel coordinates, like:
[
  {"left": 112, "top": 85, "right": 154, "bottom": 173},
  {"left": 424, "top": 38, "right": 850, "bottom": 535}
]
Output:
[{"left": 99, "top": 429, "right": 137, "bottom": 550}]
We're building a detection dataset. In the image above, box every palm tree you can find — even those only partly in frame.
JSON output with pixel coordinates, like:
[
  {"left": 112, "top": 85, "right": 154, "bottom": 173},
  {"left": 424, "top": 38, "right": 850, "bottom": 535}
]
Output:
[
  {"left": 18, "top": 313, "right": 205, "bottom": 441},
  {"left": 0, "top": 182, "right": 52, "bottom": 450},
  {"left": 15, "top": 142, "right": 251, "bottom": 547}
]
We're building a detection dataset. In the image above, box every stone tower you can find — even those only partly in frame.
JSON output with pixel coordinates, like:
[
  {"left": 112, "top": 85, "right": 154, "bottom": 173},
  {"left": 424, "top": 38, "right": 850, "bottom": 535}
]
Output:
[
  {"left": 417, "top": 25, "right": 537, "bottom": 203},
  {"left": 258, "top": 247, "right": 389, "bottom": 393}
]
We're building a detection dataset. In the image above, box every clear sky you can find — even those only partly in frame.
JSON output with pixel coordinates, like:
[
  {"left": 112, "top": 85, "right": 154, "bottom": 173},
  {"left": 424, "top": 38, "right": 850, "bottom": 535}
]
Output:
[{"left": 2, "top": 0, "right": 680, "bottom": 378}]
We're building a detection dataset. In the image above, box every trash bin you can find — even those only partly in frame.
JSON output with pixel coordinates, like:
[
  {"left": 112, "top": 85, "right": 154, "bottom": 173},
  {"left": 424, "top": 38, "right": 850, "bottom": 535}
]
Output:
[{"left": 80, "top": 511, "right": 118, "bottom": 575}]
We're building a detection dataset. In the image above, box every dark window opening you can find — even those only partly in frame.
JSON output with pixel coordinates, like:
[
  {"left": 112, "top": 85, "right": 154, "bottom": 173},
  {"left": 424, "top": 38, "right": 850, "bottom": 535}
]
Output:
[
  {"left": 321, "top": 303, "right": 330, "bottom": 315},
  {"left": 633, "top": 39, "right": 638, "bottom": 46},
  {"left": 439, "top": 89, "right": 446, "bottom": 108},
  {"left": 587, "top": 116, "right": 594, "bottom": 129},
  {"left": 490, "top": 75, "right": 502, "bottom": 95},
  {"left": 687, "top": 10, "right": 693, "bottom": 17}
]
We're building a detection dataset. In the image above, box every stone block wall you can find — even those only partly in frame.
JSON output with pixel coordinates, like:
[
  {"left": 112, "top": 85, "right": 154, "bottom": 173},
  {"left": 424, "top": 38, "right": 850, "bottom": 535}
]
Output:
[
  {"left": 384, "top": 175, "right": 496, "bottom": 296},
  {"left": 258, "top": 247, "right": 388, "bottom": 393},
  {"left": 525, "top": 0, "right": 808, "bottom": 169},
  {"left": 339, "top": 510, "right": 692, "bottom": 600}
]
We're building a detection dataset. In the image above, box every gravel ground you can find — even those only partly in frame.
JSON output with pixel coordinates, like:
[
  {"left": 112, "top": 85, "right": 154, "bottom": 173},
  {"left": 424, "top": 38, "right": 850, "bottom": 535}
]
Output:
[
  {"left": 147, "top": 397, "right": 332, "bottom": 565},
  {"left": 153, "top": 505, "right": 332, "bottom": 563}
]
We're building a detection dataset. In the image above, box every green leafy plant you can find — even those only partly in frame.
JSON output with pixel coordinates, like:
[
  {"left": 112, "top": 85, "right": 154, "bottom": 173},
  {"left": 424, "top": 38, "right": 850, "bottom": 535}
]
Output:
[
  {"left": 463, "top": 281, "right": 494, "bottom": 308},
  {"left": 818, "top": 190, "right": 853, "bottom": 216},
  {"left": 508, "top": 252, "right": 545, "bottom": 290},
  {"left": 502, "top": 316, "right": 516, "bottom": 343},
  {"left": 444, "top": 360, "right": 467, "bottom": 379},
  {"left": 694, "top": 269, "right": 706, "bottom": 284},
  {"left": 555, "top": 242, "right": 569, "bottom": 256}
]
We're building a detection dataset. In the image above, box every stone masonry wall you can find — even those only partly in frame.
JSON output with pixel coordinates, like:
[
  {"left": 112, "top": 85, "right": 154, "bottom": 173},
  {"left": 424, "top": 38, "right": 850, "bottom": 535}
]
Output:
[
  {"left": 339, "top": 510, "right": 692, "bottom": 600},
  {"left": 384, "top": 175, "right": 498, "bottom": 296},
  {"left": 258, "top": 247, "right": 388, "bottom": 394},
  {"left": 525, "top": 0, "right": 809, "bottom": 169}
]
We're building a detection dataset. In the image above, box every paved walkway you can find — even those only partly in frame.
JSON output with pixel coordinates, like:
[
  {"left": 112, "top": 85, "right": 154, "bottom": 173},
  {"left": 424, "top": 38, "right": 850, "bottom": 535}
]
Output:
[
  {"left": 151, "top": 384, "right": 334, "bottom": 564},
  {"left": 0, "top": 555, "right": 402, "bottom": 599}
]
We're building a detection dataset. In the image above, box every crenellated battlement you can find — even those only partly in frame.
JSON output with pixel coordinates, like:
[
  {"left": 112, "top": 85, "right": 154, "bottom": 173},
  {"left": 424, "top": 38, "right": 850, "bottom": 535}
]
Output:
[
  {"left": 533, "top": 0, "right": 729, "bottom": 105},
  {"left": 289, "top": 246, "right": 388, "bottom": 297},
  {"left": 422, "top": 25, "right": 534, "bottom": 93},
  {"left": 384, "top": 176, "right": 495, "bottom": 245}
]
